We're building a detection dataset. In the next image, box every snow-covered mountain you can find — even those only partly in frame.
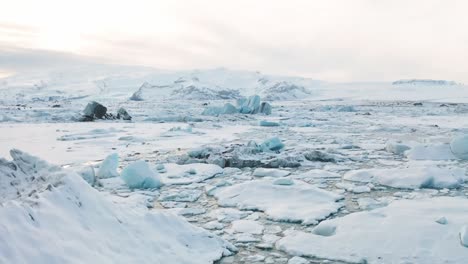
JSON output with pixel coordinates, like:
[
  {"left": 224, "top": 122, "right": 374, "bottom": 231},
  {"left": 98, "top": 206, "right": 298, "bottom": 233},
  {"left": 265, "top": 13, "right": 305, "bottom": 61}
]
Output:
[{"left": 1, "top": 64, "right": 468, "bottom": 105}]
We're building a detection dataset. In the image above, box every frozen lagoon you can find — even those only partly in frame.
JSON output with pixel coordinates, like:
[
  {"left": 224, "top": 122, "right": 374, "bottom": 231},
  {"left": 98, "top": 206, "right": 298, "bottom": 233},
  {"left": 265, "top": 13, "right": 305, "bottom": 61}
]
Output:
[{"left": 1, "top": 96, "right": 468, "bottom": 263}]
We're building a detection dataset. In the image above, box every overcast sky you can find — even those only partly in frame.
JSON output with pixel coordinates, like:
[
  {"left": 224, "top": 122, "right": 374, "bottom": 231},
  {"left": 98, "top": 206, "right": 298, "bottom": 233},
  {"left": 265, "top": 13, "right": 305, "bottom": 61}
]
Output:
[{"left": 1, "top": 0, "right": 467, "bottom": 82}]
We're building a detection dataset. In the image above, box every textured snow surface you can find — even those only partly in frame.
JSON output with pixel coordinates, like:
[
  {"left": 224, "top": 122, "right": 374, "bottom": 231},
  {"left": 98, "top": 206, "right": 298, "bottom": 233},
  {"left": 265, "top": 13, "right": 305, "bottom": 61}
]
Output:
[
  {"left": 277, "top": 197, "right": 468, "bottom": 264},
  {"left": 0, "top": 150, "right": 232, "bottom": 264},
  {"left": 344, "top": 166, "right": 466, "bottom": 189},
  {"left": 2, "top": 66, "right": 468, "bottom": 263},
  {"left": 160, "top": 163, "right": 223, "bottom": 185},
  {"left": 213, "top": 179, "right": 343, "bottom": 224}
]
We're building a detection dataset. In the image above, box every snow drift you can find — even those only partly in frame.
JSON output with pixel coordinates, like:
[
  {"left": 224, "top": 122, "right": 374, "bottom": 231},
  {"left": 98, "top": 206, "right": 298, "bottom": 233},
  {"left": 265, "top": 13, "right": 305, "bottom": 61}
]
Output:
[{"left": 0, "top": 149, "right": 233, "bottom": 264}]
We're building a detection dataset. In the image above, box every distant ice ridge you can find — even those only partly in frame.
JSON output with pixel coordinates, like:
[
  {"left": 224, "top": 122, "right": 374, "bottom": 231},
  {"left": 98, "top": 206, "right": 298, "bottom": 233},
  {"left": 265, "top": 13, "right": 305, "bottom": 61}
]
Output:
[
  {"left": 202, "top": 95, "right": 272, "bottom": 116},
  {"left": 0, "top": 149, "right": 234, "bottom": 263},
  {"left": 392, "top": 79, "right": 458, "bottom": 86},
  {"left": 260, "top": 81, "right": 311, "bottom": 101}
]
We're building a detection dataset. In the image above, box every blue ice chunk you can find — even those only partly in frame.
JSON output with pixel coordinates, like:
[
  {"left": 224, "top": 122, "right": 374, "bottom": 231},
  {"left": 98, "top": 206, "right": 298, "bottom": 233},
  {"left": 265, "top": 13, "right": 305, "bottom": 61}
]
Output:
[
  {"left": 260, "top": 137, "right": 285, "bottom": 151},
  {"left": 202, "top": 103, "right": 238, "bottom": 116},
  {"left": 240, "top": 95, "right": 261, "bottom": 114},
  {"left": 96, "top": 153, "right": 119, "bottom": 178},
  {"left": 121, "top": 160, "right": 162, "bottom": 189},
  {"left": 259, "top": 120, "right": 280, "bottom": 127}
]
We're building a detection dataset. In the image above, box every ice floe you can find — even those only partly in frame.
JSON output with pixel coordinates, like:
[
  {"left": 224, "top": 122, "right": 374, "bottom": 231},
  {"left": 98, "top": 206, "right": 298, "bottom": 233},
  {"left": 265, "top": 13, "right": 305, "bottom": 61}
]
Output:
[
  {"left": 344, "top": 166, "right": 466, "bottom": 189},
  {"left": 277, "top": 197, "right": 468, "bottom": 263},
  {"left": 213, "top": 179, "right": 343, "bottom": 224}
]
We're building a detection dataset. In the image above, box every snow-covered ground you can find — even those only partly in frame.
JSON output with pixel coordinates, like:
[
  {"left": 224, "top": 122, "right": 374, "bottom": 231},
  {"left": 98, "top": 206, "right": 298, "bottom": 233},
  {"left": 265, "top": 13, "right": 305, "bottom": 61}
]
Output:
[{"left": 1, "top": 66, "right": 468, "bottom": 263}]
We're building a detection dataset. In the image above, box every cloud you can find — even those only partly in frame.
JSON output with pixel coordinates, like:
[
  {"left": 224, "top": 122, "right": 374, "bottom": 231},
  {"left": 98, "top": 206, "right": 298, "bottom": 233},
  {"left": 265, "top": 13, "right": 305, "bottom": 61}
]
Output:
[{"left": 1, "top": 0, "right": 468, "bottom": 82}]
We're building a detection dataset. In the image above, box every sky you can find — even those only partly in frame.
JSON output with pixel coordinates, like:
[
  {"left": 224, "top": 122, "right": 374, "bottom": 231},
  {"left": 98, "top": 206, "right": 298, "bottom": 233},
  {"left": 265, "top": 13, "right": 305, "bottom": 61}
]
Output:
[{"left": 1, "top": 0, "right": 467, "bottom": 82}]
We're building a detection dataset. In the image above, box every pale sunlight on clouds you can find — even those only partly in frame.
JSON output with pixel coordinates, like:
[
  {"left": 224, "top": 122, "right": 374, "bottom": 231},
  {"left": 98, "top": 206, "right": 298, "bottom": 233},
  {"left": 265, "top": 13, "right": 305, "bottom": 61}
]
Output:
[{"left": 1, "top": 0, "right": 467, "bottom": 82}]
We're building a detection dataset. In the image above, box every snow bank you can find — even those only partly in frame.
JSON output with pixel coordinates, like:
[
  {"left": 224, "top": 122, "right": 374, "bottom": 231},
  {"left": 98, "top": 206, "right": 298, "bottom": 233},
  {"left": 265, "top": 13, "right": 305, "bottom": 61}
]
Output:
[
  {"left": 343, "top": 166, "right": 466, "bottom": 189},
  {"left": 121, "top": 160, "right": 162, "bottom": 189},
  {"left": 213, "top": 179, "right": 343, "bottom": 224},
  {"left": 277, "top": 197, "right": 468, "bottom": 263},
  {"left": 0, "top": 150, "right": 233, "bottom": 264}
]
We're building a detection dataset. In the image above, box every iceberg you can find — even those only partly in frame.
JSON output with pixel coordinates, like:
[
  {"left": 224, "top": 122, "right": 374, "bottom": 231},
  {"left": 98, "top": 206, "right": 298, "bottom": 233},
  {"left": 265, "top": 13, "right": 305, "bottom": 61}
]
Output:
[
  {"left": 121, "top": 160, "right": 162, "bottom": 189},
  {"left": 96, "top": 153, "right": 119, "bottom": 179}
]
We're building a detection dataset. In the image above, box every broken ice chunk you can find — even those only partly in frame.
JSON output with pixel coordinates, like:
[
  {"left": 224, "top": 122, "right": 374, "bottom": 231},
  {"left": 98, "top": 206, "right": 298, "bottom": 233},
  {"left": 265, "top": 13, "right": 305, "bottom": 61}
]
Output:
[
  {"left": 121, "top": 160, "right": 162, "bottom": 189},
  {"left": 96, "top": 153, "right": 119, "bottom": 179}
]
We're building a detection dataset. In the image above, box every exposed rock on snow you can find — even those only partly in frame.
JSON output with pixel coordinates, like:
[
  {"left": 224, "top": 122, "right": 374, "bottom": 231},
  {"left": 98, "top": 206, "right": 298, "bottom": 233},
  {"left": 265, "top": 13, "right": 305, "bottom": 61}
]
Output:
[
  {"left": 213, "top": 179, "right": 343, "bottom": 224},
  {"left": 344, "top": 166, "right": 466, "bottom": 189},
  {"left": 181, "top": 140, "right": 300, "bottom": 169},
  {"left": 116, "top": 107, "right": 132, "bottom": 120},
  {"left": 120, "top": 160, "right": 162, "bottom": 189},
  {"left": 450, "top": 135, "right": 468, "bottom": 159},
  {"left": 81, "top": 101, "right": 107, "bottom": 121},
  {"left": 277, "top": 197, "right": 468, "bottom": 264},
  {"left": 96, "top": 153, "right": 119, "bottom": 179},
  {"left": 0, "top": 150, "right": 233, "bottom": 264},
  {"left": 303, "top": 150, "right": 339, "bottom": 162}
]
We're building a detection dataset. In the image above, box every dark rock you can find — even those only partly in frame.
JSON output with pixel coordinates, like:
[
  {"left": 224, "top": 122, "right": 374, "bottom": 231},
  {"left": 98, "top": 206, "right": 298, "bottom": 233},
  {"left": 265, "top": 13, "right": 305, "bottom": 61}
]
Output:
[
  {"left": 304, "top": 150, "right": 337, "bottom": 162},
  {"left": 180, "top": 140, "right": 299, "bottom": 169},
  {"left": 78, "top": 115, "right": 94, "bottom": 122},
  {"left": 117, "top": 107, "right": 132, "bottom": 120},
  {"left": 413, "top": 102, "right": 423, "bottom": 106},
  {"left": 104, "top": 113, "right": 116, "bottom": 120},
  {"left": 81, "top": 101, "right": 107, "bottom": 121}
]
